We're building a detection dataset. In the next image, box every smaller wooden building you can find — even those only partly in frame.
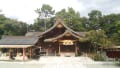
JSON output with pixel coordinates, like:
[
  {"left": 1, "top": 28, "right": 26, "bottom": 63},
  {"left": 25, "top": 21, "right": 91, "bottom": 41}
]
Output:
[{"left": 105, "top": 46, "right": 120, "bottom": 58}]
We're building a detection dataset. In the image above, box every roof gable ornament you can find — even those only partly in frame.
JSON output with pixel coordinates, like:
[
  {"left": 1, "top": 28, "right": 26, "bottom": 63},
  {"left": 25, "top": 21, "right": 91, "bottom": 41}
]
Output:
[{"left": 56, "top": 23, "right": 63, "bottom": 28}]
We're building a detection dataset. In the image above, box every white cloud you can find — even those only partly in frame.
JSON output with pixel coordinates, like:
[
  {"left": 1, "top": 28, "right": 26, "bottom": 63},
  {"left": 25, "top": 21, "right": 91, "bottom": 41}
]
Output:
[{"left": 0, "top": 0, "right": 120, "bottom": 24}]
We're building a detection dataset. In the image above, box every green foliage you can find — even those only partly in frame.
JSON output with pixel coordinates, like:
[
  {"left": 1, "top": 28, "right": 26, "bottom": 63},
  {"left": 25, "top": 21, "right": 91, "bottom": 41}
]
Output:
[
  {"left": 35, "top": 4, "right": 55, "bottom": 18},
  {"left": 116, "top": 63, "right": 120, "bottom": 66},
  {"left": 34, "top": 4, "right": 55, "bottom": 31},
  {"left": 30, "top": 18, "right": 54, "bottom": 31},
  {"left": 85, "top": 30, "right": 111, "bottom": 52},
  {"left": 109, "top": 20, "right": 120, "bottom": 45},
  {"left": 114, "top": 21, "right": 120, "bottom": 45},
  {"left": 56, "top": 7, "right": 85, "bottom": 31},
  {"left": 92, "top": 53, "right": 105, "bottom": 61},
  {"left": 87, "top": 10, "right": 102, "bottom": 30},
  {"left": 2, "top": 19, "right": 27, "bottom": 35},
  {"left": 0, "top": 11, "right": 27, "bottom": 38}
]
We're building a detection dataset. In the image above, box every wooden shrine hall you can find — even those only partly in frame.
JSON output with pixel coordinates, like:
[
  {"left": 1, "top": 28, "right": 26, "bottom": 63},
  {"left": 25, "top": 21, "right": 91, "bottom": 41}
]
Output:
[{"left": 0, "top": 19, "right": 85, "bottom": 60}]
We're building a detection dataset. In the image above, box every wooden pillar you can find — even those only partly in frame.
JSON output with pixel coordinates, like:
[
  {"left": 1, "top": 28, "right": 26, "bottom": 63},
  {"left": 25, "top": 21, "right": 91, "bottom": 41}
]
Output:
[
  {"left": 30, "top": 47, "right": 32, "bottom": 59},
  {"left": 8, "top": 48, "right": 10, "bottom": 59},
  {"left": 9, "top": 48, "right": 11, "bottom": 58},
  {"left": 59, "top": 43, "right": 61, "bottom": 55},
  {"left": 89, "top": 45, "right": 90, "bottom": 54},
  {"left": 46, "top": 49, "right": 48, "bottom": 56},
  {"left": 22, "top": 48, "right": 25, "bottom": 61},
  {"left": 75, "top": 42, "right": 78, "bottom": 56},
  {"left": 55, "top": 50, "right": 56, "bottom": 56},
  {"left": 16, "top": 48, "right": 18, "bottom": 56},
  {"left": 0, "top": 48, "right": 1, "bottom": 57}
]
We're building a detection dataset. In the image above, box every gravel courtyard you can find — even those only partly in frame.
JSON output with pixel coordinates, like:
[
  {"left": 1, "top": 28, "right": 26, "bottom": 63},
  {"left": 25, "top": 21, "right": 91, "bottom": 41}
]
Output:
[{"left": 0, "top": 57, "right": 119, "bottom": 68}]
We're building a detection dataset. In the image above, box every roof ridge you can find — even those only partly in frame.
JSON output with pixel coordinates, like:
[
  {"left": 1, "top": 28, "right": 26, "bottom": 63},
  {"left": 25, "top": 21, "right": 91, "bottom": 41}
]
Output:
[{"left": 2, "top": 35, "right": 38, "bottom": 39}]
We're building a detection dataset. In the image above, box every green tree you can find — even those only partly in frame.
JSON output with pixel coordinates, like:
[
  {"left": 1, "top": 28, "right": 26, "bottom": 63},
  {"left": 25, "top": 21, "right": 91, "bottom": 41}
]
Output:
[
  {"left": 35, "top": 4, "right": 55, "bottom": 31},
  {"left": 0, "top": 12, "right": 6, "bottom": 38},
  {"left": 3, "top": 19, "right": 27, "bottom": 35},
  {"left": 100, "top": 14, "right": 120, "bottom": 37},
  {"left": 85, "top": 30, "right": 111, "bottom": 52},
  {"left": 110, "top": 20, "right": 120, "bottom": 45},
  {"left": 0, "top": 11, "right": 27, "bottom": 37},
  {"left": 88, "top": 10, "right": 102, "bottom": 30}
]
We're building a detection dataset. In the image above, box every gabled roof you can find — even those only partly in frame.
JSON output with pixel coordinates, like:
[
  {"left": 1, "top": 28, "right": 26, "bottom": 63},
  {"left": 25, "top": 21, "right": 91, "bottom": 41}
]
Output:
[
  {"left": 0, "top": 36, "right": 39, "bottom": 45},
  {"left": 44, "top": 30, "right": 82, "bottom": 42},
  {"left": 40, "top": 18, "right": 84, "bottom": 37}
]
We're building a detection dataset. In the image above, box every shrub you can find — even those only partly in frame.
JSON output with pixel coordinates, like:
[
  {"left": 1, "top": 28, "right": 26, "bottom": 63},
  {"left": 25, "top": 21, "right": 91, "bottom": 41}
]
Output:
[
  {"left": 116, "top": 62, "right": 120, "bottom": 66},
  {"left": 92, "top": 53, "right": 105, "bottom": 61}
]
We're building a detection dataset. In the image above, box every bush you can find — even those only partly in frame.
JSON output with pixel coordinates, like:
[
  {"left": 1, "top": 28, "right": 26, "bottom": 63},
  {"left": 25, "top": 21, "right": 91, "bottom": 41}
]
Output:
[
  {"left": 92, "top": 53, "right": 105, "bottom": 61},
  {"left": 116, "top": 62, "right": 120, "bottom": 66}
]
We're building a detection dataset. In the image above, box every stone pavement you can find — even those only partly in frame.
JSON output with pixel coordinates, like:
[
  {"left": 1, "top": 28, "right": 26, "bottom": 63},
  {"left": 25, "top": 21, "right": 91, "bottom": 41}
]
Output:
[
  {"left": 39, "top": 56, "right": 94, "bottom": 63},
  {"left": 0, "top": 57, "right": 119, "bottom": 68},
  {"left": 39, "top": 56, "right": 93, "bottom": 68},
  {"left": 38, "top": 56, "right": 119, "bottom": 68}
]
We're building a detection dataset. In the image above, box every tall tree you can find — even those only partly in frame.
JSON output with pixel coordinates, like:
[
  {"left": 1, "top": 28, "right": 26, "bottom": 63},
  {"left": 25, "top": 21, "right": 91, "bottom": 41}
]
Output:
[
  {"left": 0, "top": 11, "right": 5, "bottom": 38},
  {"left": 35, "top": 4, "right": 55, "bottom": 31},
  {"left": 100, "top": 14, "right": 120, "bottom": 37},
  {"left": 110, "top": 20, "right": 120, "bottom": 45},
  {"left": 88, "top": 10, "right": 102, "bottom": 30}
]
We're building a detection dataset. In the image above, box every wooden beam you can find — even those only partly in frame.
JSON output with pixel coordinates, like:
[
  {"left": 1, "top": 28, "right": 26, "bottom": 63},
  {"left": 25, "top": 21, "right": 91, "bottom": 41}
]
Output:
[{"left": 0, "top": 45, "right": 33, "bottom": 48}]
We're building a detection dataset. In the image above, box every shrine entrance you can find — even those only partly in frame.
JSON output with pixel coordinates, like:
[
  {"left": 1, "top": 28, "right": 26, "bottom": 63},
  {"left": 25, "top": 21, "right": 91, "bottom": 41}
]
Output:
[{"left": 58, "top": 40, "right": 78, "bottom": 56}]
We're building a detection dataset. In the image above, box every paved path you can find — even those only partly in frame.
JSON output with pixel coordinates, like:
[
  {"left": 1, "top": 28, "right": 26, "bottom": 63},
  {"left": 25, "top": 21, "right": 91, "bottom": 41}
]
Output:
[
  {"left": 40, "top": 57, "right": 88, "bottom": 68},
  {"left": 39, "top": 56, "right": 94, "bottom": 63},
  {"left": 39, "top": 56, "right": 119, "bottom": 68},
  {"left": 0, "top": 57, "right": 119, "bottom": 68}
]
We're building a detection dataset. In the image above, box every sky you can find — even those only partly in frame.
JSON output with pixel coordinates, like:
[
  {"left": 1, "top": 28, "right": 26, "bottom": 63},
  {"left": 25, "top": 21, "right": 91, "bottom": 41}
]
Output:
[{"left": 0, "top": 0, "right": 120, "bottom": 24}]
